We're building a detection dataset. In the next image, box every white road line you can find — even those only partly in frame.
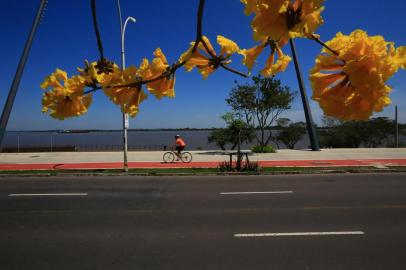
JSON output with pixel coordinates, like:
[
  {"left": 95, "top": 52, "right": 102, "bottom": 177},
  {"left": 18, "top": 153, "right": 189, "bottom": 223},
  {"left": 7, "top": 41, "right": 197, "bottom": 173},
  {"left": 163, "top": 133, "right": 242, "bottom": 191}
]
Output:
[
  {"left": 8, "top": 193, "right": 88, "bottom": 197},
  {"left": 234, "top": 231, "right": 365, "bottom": 238},
  {"left": 220, "top": 191, "right": 293, "bottom": 195}
]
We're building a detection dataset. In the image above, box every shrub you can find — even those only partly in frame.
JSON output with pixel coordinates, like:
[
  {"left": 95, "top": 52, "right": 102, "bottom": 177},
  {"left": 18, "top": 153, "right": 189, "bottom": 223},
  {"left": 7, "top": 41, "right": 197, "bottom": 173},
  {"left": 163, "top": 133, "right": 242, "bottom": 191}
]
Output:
[
  {"left": 251, "top": 145, "right": 276, "bottom": 153},
  {"left": 242, "top": 161, "right": 260, "bottom": 172},
  {"left": 218, "top": 161, "right": 234, "bottom": 172},
  {"left": 218, "top": 160, "right": 260, "bottom": 172},
  {"left": 275, "top": 122, "right": 307, "bottom": 149}
]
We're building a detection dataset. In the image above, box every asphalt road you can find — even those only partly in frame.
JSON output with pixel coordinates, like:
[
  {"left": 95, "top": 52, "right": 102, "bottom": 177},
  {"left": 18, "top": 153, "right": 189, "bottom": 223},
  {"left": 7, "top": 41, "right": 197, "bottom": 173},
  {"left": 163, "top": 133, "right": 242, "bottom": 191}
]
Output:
[{"left": 1, "top": 173, "right": 406, "bottom": 270}]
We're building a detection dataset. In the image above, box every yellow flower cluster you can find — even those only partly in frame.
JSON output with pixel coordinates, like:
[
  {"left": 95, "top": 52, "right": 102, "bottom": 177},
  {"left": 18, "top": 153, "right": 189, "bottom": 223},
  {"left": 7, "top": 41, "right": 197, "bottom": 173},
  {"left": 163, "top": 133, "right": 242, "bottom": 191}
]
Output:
[
  {"left": 77, "top": 60, "right": 121, "bottom": 88},
  {"left": 139, "top": 48, "right": 175, "bottom": 99},
  {"left": 40, "top": 49, "right": 176, "bottom": 119},
  {"left": 180, "top": 35, "right": 240, "bottom": 79},
  {"left": 240, "top": 0, "right": 323, "bottom": 76},
  {"left": 40, "top": 69, "right": 92, "bottom": 120},
  {"left": 310, "top": 30, "right": 406, "bottom": 120},
  {"left": 240, "top": 40, "right": 291, "bottom": 76},
  {"left": 102, "top": 66, "right": 147, "bottom": 117},
  {"left": 241, "top": 0, "right": 325, "bottom": 44}
]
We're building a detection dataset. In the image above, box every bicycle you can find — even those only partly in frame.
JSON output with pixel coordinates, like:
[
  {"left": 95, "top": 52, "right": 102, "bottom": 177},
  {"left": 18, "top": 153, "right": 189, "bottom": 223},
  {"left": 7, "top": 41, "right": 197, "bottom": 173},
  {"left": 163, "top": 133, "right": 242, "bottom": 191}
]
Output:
[{"left": 162, "top": 148, "right": 193, "bottom": 163}]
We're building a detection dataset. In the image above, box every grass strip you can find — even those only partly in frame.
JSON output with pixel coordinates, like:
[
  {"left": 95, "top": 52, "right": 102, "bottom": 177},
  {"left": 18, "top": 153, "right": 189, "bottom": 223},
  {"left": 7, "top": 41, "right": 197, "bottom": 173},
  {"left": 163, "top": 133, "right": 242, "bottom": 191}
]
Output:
[{"left": 0, "top": 166, "right": 405, "bottom": 176}]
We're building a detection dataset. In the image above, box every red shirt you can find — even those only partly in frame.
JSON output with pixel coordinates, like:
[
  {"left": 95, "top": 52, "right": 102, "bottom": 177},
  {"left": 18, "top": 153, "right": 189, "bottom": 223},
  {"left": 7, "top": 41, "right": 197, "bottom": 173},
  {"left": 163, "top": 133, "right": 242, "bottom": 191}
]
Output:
[{"left": 176, "top": 138, "right": 186, "bottom": 147}]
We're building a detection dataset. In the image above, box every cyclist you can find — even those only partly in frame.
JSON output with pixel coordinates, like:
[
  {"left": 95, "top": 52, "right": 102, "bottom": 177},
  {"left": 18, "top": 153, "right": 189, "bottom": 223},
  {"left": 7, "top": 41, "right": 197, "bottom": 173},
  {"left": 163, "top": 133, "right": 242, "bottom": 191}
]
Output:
[{"left": 174, "top": 134, "right": 186, "bottom": 161}]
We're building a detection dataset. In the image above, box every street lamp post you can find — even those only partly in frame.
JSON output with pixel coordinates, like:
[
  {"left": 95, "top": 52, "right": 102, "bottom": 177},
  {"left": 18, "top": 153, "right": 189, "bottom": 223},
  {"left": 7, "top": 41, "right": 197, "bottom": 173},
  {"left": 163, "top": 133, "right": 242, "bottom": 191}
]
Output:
[{"left": 116, "top": 0, "right": 136, "bottom": 172}]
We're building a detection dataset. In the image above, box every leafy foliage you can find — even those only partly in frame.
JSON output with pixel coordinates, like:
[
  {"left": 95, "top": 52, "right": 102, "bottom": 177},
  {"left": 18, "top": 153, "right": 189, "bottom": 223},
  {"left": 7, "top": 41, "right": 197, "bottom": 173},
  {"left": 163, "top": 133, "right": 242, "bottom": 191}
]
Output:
[
  {"left": 275, "top": 121, "right": 307, "bottom": 149},
  {"left": 226, "top": 75, "right": 294, "bottom": 147},
  {"left": 320, "top": 116, "right": 395, "bottom": 148},
  {"left": 208, "top": 113, "right": 254, "bottom": 150}
]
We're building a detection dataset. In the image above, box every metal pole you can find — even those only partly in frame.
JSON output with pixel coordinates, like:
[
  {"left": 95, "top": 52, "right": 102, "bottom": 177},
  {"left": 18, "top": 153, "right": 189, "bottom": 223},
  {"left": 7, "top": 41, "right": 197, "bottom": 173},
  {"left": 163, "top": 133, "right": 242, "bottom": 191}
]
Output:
[
  {"left": 116, "top": 0, "right": 135, "bottom": 172},
  {"left": 0, "top": 0, "right": 47, "bottom": 151},
  {"left": 289, "top": 39, "right": 320, "bottom": 151},
  {"left": 395, "top": 105, "right": 398, "bottom": 148},
  {"left": 237, "top": 128, "right": 241, "bottom": 171},
  {"left": 50, "top": 133, "right": 53, "bottom": 152}
]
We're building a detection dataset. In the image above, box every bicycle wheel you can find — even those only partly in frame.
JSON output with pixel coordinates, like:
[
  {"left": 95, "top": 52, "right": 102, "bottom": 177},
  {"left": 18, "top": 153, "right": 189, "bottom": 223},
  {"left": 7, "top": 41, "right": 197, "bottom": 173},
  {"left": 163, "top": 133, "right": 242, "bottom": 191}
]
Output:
[
  {"left": 181, "top": 152, "right": 192, "bottom": 163},
  {"left": 163, "top": 152, "right": 175, "bottom": 163}
]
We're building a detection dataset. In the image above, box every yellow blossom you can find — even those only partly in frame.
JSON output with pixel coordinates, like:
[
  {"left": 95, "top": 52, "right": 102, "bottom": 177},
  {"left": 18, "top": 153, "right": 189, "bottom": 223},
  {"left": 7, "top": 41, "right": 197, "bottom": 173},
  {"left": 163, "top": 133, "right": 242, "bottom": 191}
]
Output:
[
  {"left": 240, "top": 44, "right": 265, "bottom": 71},
  {"left": 40, "top": 68, "right": 68, "bottom": 90},
  {"left": 310, "top": 29, "right": 406, "bottom": 121},
  {"left": 140, "top": 48, "right": 176, "bottom": 99},
  {"left": 180, "top": 35, "right": 240, "bottom": 79},
  {"left": 241, "top": 0, "right": 325, "bottom": 44},
  {"left": 103, "top": 66, "right": 147, "bottom": 117},
  {"left": 261, "top": 47, "right": 291, "bottom": 76},
  {"left": 77, "top": 60, "right": 121, "bottom": 87},
  {"left": 240, "top": 40, "right": 291, "bottom": 76},
  {"left": 40, "top": 70, "right": 92, "bottom": 120}
]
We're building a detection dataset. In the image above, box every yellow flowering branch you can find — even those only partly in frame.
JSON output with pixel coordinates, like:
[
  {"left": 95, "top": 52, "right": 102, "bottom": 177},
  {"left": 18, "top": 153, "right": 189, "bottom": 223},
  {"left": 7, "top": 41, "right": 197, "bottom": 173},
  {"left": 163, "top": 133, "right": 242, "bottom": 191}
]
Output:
[
  {"left": 93, "top": 0, "right": 246, "bottom": 89},
  {"left": 140, "top": 0, "right": 247, "bottom": 83},
  {"left": 134, "top": 0, "right": 208, "bottom": 86},
  {"left": 41, "top": 0, "right": 249, "bottom": 121}
]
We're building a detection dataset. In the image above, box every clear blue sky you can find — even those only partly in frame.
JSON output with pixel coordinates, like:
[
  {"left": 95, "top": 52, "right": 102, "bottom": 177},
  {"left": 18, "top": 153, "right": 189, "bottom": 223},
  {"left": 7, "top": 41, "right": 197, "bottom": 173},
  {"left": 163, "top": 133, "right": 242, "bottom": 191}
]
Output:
[{"left": 1, "top": 0, "right": 405, "bottom": 130}]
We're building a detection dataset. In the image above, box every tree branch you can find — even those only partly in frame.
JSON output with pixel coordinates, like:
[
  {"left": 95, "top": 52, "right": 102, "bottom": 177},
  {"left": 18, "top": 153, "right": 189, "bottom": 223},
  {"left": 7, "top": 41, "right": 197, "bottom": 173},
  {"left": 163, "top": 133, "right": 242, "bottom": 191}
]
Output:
[
  {"left": 84, "top": 86, "right": 102, "bottom": 95},
  {"left": 194, "top": 0, "right": 205, "bottom": 51},
  {"left": 308, "top": 33, "right": 339, "bottom": 56},
  {"left": 89, "top": 0, "right": 246, "bottom": 95},
  {"left": 139, "top": 0, "right": 207, "bottom": 85},
  {"left": 220, "top": 64, "right": 248, "bottom": 78},
  {"left": 91, "top": 0, "right": 104, "bottom": 60}
]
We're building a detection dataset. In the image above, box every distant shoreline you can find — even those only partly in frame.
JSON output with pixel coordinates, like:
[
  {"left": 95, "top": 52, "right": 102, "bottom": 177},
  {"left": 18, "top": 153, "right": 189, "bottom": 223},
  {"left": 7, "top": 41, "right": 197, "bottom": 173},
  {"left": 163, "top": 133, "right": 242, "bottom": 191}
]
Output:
[{"left": 6, "top": 128, "right": 221, "bottom": 133}]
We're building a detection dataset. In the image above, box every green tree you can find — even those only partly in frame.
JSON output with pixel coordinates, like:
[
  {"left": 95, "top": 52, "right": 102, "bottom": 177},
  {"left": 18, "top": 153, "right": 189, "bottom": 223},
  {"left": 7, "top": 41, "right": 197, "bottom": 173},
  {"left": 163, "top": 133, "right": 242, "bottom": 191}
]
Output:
[
  {"left": 320, "top": 121, "right": 367, "bottom": 148},
  {"left": 226, "top": 75, "right": 294, "bottom": 147},
  {"left": 207, "top": 129, "right": 228, "bottom": 150},
  {"left": 319, "top": 116, "right": 394, "bottom": 148},
  {"left": 276, "top": 121, "right": 307, "bottom": 149},
  {"left": 363, "top": 117, "right": 394, "bottom": 147},
  {"left": 207, "top": 113, "right": 254, "bottom": 150}
]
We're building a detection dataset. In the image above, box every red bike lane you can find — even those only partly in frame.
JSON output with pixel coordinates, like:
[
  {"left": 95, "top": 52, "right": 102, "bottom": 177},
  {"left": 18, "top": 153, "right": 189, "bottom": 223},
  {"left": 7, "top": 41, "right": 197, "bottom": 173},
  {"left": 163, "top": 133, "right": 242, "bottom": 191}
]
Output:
[{"left": 0, "top": 159, "right": 405, "bottom": 170}]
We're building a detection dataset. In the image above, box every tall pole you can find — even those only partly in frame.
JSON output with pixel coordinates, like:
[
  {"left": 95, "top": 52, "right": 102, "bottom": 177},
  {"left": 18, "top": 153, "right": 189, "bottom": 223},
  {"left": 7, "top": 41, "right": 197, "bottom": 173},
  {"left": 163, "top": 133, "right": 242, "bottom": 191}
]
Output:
[
  {"left": 0, "top": 0, "right": 48, "bottom": 151},
  {"left": 237, "top": 127, "right": 241, "bottom": 171},
  {"left": 116, "top": 0, "right": 135, "bottom": 172},
  {"left": 289, "top": 39, "right": 320, "bottom": 151},
  {"left": 395, "top": 105, "right": 398, "bottom": 148}
]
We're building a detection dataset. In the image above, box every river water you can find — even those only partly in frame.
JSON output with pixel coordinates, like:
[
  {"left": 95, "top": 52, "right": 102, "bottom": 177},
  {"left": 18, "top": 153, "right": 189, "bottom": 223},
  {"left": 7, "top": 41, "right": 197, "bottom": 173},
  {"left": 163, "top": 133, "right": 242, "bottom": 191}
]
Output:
[{"left": 2, "top": 130, "right": 310, "bottom": 151}]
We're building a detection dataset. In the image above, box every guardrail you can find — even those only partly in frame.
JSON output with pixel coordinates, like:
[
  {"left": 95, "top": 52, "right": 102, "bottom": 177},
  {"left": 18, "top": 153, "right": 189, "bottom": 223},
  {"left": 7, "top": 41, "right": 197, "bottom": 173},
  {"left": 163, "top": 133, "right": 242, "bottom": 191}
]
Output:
[
  {"left": 1, "top": 144, "right": 167, "bottom": 153},
  {"left": 75, "top": 144, "right": 166, "bottom": 151}
]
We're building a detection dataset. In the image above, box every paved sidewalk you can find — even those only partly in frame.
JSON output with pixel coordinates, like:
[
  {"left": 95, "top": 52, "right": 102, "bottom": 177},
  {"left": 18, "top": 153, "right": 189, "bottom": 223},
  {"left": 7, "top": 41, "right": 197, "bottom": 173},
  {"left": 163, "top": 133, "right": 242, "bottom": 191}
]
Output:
[{"left": 0, "top": 148, "right": 405, "bottom": 170}]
